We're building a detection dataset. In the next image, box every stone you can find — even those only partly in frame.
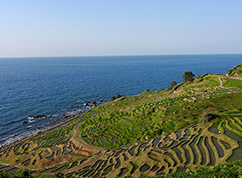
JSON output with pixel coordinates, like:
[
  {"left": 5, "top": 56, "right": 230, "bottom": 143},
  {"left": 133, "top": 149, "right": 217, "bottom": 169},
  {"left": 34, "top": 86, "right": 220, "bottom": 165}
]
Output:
[
  {"left": 84, "top": 102, "right": 89, "bottom": 106},
  {"left": 91, "top": 100, "right": 97, "bottom": 104}
]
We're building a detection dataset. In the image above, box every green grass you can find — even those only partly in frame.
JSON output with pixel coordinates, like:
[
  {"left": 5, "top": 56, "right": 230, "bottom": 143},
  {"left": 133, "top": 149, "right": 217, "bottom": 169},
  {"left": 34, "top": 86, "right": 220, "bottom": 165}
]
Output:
[
  {"left": 182, "top": 74, "right": 220, "bottom": 90},
  {"left": 225, "top": 120, "right": 242, "bottom": 137},
  {"left": 235, "top": 117, "right": 242, "bottom": 125},
  {"left": 33, "top": 123, "right": 74, "bottom": 142},
  {"left": 139, "top": 160, "right": 242, "bottom": 178},
  {"left": 218, "top": 121, "right": 225, "bottom": 133},
  {"left": 223, "top": 78, "right": 242, "bottom": 88},
  {"left": 230, "top": 118, "right": 242, "bottom": 132},
  {"left": 78, "top": 89, "right": 242, "bottom": 148},
  {"left": 228, "top": 63, "right": 242, "bottom": 77},
  {"left": 30, "top": 125, "right": 75, "bottom": 148}
]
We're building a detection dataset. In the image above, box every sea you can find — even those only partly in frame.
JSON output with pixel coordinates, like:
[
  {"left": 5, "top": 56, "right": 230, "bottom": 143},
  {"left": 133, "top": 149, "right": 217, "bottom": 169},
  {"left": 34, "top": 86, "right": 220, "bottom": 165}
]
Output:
[{"left": 0, "top": 54, "right": 241, "bottom": 146}]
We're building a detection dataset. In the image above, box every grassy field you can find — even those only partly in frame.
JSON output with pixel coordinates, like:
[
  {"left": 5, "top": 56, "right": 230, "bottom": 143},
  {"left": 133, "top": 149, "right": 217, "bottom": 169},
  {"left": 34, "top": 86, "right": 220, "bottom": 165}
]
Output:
[{"left": 223, "top": 78, "right": 242, "bottom": 88}]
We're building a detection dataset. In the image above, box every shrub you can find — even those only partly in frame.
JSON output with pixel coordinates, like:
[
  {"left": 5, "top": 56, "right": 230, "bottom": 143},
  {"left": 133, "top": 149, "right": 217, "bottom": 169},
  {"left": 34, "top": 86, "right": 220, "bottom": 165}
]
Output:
[
  {"left": 200, "top": 111, "right": 218, "bottom": 123},
  {"left": 169, "top": 81, "right": 177, "bottom": 89},
  {"left": 0, "top": 170, "right": 15, "bottom": 178},
  {"left": 15, "top": 168, "right": 31, "bottom": 178},
  {"left": 116, "top": 93, "right": 122, "bottom": 98},
  {"left": 111, "top": 96, "right": 116, "bottom": 101}
]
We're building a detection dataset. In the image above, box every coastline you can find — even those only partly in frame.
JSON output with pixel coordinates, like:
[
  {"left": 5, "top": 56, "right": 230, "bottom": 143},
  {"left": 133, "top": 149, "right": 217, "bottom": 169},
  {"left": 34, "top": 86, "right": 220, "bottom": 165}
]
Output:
[
  {"left": 0, "top": 55, "right": 241, "bottom": 152},
  {"left": 0, "top": 101, "right": 105, "bottom": 153},
  {"left": 0, "top": 116, "right": 77, "bottom": 153}
]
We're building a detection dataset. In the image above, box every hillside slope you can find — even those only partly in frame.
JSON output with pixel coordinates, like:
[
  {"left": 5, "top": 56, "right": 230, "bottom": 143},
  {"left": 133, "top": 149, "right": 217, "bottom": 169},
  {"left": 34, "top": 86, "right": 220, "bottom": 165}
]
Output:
[
  {"left": 0, "top": 64, "right": 241, "bottom": 177},
  {"left": 228, "top": 63, "right": 242, "bottom": 77}
]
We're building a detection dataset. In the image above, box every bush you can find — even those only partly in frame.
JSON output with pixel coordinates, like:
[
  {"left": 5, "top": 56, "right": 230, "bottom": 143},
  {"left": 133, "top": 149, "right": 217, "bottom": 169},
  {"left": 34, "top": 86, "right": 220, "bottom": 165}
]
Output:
[
  {"left": 110, "top": 96, "right": 116, "bottom": 101},
  {"left": 15, "top": 168, "right": 31, "bottom": 178},
  {"left": 200, "top": 111, "right": 218, "bottom": 123},
  {"left": 169, "top": 81, "right": 177, "bottom": 89},
  {"left": 0, "top": 170, "right": 15, "bottom": 178},
  {"left": 116, "top": 93, "right": 122, "bottom": 98}
]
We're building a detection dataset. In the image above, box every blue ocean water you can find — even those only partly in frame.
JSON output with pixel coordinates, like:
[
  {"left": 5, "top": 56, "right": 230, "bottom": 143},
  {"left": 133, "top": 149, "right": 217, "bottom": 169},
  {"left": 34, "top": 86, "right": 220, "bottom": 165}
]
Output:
[{"left": 0, "top": 54, "right": 241, "bottom": 145}]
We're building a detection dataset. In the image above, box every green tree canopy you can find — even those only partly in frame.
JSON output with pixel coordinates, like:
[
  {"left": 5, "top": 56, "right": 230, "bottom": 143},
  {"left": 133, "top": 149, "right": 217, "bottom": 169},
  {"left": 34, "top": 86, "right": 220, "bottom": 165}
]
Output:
[
  {"left": 183, "top": 71, "right": 195, "bottom": 82},
  {"left": 15, "top": 168, "right": 31, "bottom": 178},
  {"left": 169, "top": 81, "right": 177, "bottom": 89}
]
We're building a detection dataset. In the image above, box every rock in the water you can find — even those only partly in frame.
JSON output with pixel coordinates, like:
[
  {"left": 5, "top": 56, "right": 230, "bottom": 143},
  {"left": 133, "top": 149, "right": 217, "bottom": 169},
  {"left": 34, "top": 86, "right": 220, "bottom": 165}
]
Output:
[
  {"left": 91, "top": 100, "right": 97, "bottom": 104},
  {"left": 22, "top": 121, "right": 28, "bottom": 124},
  {"left": 84, "top": 102, "right": 90, "bottom": 106},
  {"left": 28, "top": 115, "right": 47, "bottom": 119}
]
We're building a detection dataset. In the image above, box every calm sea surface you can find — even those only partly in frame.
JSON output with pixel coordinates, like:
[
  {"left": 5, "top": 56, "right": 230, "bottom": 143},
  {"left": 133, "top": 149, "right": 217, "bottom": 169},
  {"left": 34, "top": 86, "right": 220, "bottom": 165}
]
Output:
[{"left": 0, "top": 54, "right": 241, "bottom": 145}]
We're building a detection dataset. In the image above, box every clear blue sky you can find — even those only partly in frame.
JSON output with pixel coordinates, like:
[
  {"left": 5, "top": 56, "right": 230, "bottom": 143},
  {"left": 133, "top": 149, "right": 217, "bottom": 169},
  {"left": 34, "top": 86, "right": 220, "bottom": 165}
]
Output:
[{"left": 0, "top": 0, "right": 242, "bottom": 57}]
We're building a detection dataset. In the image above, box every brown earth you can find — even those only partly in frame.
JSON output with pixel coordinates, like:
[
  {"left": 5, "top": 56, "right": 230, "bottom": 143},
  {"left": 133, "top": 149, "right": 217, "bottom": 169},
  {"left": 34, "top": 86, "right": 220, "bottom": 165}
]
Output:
[{"left": 62, "top": 121, "right": 106, "bottom": 174}]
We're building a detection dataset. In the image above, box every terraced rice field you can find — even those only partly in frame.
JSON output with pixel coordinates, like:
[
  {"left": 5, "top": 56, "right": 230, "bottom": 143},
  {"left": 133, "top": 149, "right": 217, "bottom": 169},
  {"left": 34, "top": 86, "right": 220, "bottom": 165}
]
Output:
[
  {"left": 1, "top": 116, "right": 241, "bottom": 177},
  {"left": 67, "top": 117, "right": 242, "bottom": 177},
  {"left": 0, "top": 72, "right": 241, "bottom": 177},
  {"left": 77, "top": 86, "right": 240, "bottom": 150},
  {"left": 0, "top": 120, "right": 99, "bottom": 172}
]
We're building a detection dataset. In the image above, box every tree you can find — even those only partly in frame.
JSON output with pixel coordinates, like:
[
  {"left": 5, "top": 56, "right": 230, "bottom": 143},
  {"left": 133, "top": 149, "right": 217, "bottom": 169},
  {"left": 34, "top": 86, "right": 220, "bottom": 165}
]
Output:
[
  {"left": 169, "top": 81, "right": 177, "bottom": 89},
  {"left": 15, "top": 168, "right": 31, "bottom": 178},
  {"left": 183, "top": 71, "right": 195, "bottom": 82},
  {"left": 116, "top": 93, "right": 121, "bottom": 98},
  {"left": 200, "top": 110, "right": 218, "bottom": 123},
  {"left": 145, "top": 89, "right": 150, "bottom": 92},
  {"left": 110, "top": 96, "right": 116, "bottom": 101}
]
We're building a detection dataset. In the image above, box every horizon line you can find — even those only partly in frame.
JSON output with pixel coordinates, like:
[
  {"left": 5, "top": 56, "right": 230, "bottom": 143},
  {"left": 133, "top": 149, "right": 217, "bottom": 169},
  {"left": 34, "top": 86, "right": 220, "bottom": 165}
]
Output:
[{"left": 0, "top": 53, "right": 242, "bottom": 58}]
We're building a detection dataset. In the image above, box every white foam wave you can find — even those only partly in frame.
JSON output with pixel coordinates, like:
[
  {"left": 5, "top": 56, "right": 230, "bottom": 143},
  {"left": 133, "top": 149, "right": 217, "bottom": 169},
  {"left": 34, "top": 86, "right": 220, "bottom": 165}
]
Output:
[
  {"left": 28, "top": 119, "right": 36, "bottom": 123},
  {"left": 0, "top": 128, "right": 46, "bottom": 146}
]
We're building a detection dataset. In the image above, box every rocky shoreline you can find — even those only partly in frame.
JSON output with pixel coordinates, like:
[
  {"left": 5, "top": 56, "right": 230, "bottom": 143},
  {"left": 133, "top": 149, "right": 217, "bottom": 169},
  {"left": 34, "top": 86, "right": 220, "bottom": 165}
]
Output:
[
  {"left": 0, "top": 116, "right": 76, "bottom": 153},
  {"left": 0, "top": 99, "right": 106, "bottom": 152}
]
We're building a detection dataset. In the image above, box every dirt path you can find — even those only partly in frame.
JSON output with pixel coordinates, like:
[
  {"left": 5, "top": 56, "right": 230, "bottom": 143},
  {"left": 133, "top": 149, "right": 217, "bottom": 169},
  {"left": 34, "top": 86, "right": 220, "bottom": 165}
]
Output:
[
  {"left": 219, "top": 77, "right": 223, "bottom": 86},
  {"left": 168, "top": 83, "right": 184, "bottom": 97},
  {"left": 62, "top": 122, "right": 106, "bottom": 174}
]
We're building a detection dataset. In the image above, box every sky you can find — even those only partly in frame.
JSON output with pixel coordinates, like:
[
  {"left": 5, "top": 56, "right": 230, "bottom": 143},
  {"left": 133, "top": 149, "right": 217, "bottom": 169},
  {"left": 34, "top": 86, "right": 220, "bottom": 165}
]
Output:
[{"left": 0, "top": 0, "right": 242, "bottom": 57}]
